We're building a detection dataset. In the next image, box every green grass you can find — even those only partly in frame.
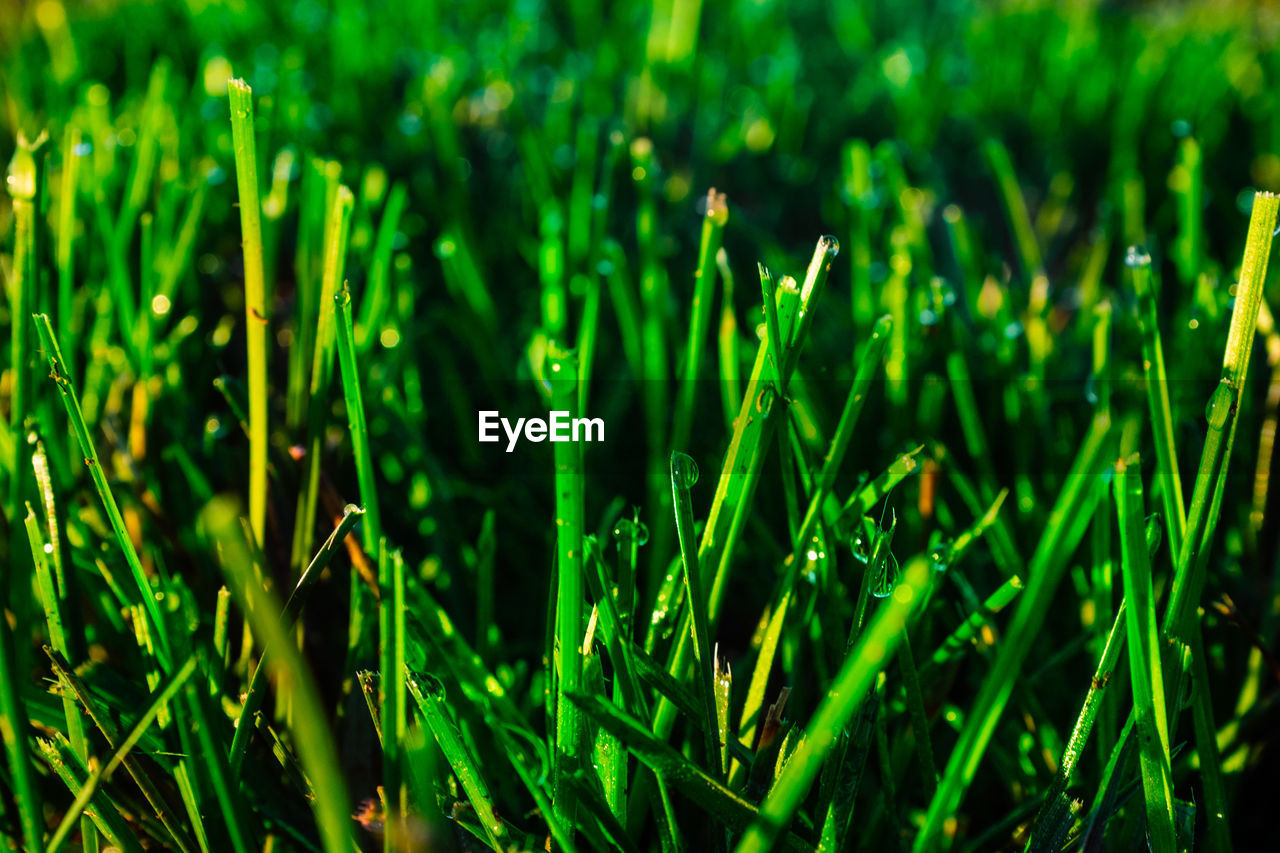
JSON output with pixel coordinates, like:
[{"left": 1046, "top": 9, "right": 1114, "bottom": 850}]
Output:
[{"left": 5, "top": 1, "right": 1280, "bottom": 851}]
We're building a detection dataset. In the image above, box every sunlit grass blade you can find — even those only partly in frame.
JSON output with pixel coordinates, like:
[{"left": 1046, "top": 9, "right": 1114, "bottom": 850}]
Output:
[
  {"left": 335, "top": 278, "right": 382, "bottom": 664},
  {"left": 917, "top": 412, "right": 1113, "bottom": 851},
  {"left": 34, "top": 314, "right": 172, "bottom": 669},
  {"left": 583, "top": 537, "right": 647, "bottom": 717},
  {"left": 292, "top": 183, "right": 354, "bottom": 576},
  {"left": 407, "top": 671, "right": 506, "bottom": 850},
  {"left": 568, "top": 692, "right": 813, "bottom": 853},
  {"left": 672, "top": 189, "right": 728, "bottom": 453},
  {"left": 45, "top": 655, "right": 198, "bottom": 853},
  {"left": 47, "top": 648, "right": 196, "bottom": 853},
  {"left": 924, "top": 573, "right": 1023, "bottom": 673},
  {"left": 26, "top": 500, "right": 97, "bottom": 851},
  {"left": 1163, "top": 192, "right": 1279, "bottom": 645},
  {"left": 655, "top": 239, "right": 835, "bottom": 742},
  {"left": 737, "top": 557, "right": 932, "bottom": 852},
  {"left": 548, "top": 342, "right": 586, "bottom": 837},
  {"left": 670, "top": 450, "right": 720, "bottom": 774},
  {"left": 1027, "top": 601, "right": 1126, "bottom": 852},
  {"left": 228, "top": 78, "right": 270, "bottom": 556},
  {"left": 737, "top": 316, "right": 891, "bottom": 744},
  {"left": 38, "top": 736, "right": 140, "bottom": 853},
  {"left": 380, "top": 544, "right": 408, "bottom": 846}
]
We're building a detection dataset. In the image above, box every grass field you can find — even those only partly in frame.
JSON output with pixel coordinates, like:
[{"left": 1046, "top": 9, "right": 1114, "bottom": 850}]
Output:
[{"left": 3, "top": 0, "right": 1280, "bottom": 850}]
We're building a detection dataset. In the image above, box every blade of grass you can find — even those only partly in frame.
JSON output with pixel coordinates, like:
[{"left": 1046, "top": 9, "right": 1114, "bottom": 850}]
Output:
[
  {"left": 655, "top": 242, "right": 833, "bottom": 742},
  {"left": 355, "top": 181, "right": 407, "bottom": 351},
  {"left": 25, "top": 504, "right": 97, "bottom": 851},
  {"left": 737, "top": 316, "right": 892, "bottom": 742},
  {"left": 407, "top": 671, "right": 506, "bottom": 850},
  {"left": 550, "top": 343, "right": 586, "bottom": 837},
  {"left": 916, "top": 412, "right": 1113, "bottom": 851},
  {"left": 335, "top": 279, "right": 382, "bottom": 665},
  {"left": 583, "top": 537, "right": 647, "bottom": 717},
  {"left": 924, "top": 573, "right": 1023, "bottom": 673},
  {"left": 228, "top": 79, "right": 270, "bottom": 556},
  {"left": 34, "top": 314, "right": 172, "bottom": 669},
  {"left": 1126, "top": 247, "right": 1186, "bottom": 553},
  {"left": 380, "top": 544, "right": 408, "bottom": 847},
  {"left": 38, "top": 736, "right": 141, "bottom": 853},
  {"left": 717, "top": 249, "right": 741, "bottom": 432},
  {"left": 47, "top": 648, "right": 196, "bottom": 853},
  {"left": 568, "top": 692, "right": 814, "bottom": 853},
  {"left": 1027, "top": 601, "right": 1127, "bottom": 852},
  {"left": 672, "top": 189, "right": 728, "bottom": 454},
  {"left": 1163, "top": 192, "right": 1278, "bottom": 647},
  {"left": 57, "top": 124, "right": 80, "bottom": 360},
  {"left": 1118, "top": 461, "right": 1175, "bottom": 851},
  {"left": 670, "top": 451, "right": 720, "bottom": 774},
  {"left": 45, "top": 655, "right": 198, "bottom": 853},
  {"left": 292, "top": 184, "right": 354, "bottom": 577},
  {"left": 736, "top": 557, "right": 932, "bottom": 853}
]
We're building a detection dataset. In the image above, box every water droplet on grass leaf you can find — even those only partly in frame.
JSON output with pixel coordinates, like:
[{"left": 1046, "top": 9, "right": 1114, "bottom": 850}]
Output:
[
  {"left": 1205, "top": 380, "right": 1234, "bottom": 430},
  {"left": 613, "top": 518, "right": 649, "bottom": 546},
  {"left": 670, "top": 452, "right": 699, "bottom": 490},
  {"left": 1124, "top": 245, "right": 1151, "bottom": 269}
]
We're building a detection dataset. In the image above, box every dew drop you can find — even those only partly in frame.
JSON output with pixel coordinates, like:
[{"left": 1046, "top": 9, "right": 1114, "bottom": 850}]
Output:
[
  {"left": 613, "top": 518, "right": 650, "bottom": 546},
  {"left": 1124, "top": 245, "right": 1151, "bottom": 269},
  {"left": 1084, "top": 373, "right": 1098, "bottom": 405},
  {"left": 1205, "top": 380, "right": 1234, "bottom": 430},
  {"left": 670, "top": 451, "right": 699, "bottom": 490}
]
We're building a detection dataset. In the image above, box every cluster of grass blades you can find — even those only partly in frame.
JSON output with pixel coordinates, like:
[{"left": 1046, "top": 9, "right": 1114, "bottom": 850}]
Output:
[{"left": 5, "top": 1, "right": 1280, "bottom": 851}]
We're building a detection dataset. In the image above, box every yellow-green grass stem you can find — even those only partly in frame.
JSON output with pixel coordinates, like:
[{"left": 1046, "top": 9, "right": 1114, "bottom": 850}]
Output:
[
  {"left": 228, "top": 79, "right": 270, "bottom": 557},
  {"left": 1026, "top": 600, "right": 1127, "bottom": 853}
]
